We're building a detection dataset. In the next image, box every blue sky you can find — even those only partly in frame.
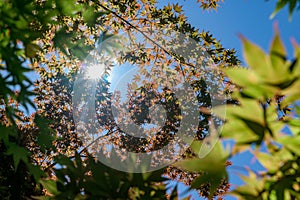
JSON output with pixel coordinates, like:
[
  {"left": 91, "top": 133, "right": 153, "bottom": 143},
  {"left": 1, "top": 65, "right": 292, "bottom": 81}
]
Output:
[
  {"left": 156, "top": 0, "right": 300, "bottom": 199},
  {"left": 182, "top": 0, "right": 300, "bottom": 61}
]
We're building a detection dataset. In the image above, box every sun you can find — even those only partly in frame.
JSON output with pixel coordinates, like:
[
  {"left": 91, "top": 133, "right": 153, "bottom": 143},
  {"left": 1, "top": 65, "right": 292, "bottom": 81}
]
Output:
[{"left": 85, "top": 63, "right": 106, "bottom": 80}]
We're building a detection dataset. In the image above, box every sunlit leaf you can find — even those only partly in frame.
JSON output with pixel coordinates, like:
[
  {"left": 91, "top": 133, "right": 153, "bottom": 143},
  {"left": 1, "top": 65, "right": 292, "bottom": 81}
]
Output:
[
  {"left": 278, "top": 135, "right": 300, "bottom": 156},
  {"left": 174, "top": 141, "right": 228, "bottom": 197},
  {"left": 255, "top": 152, "right": 281, "bottom": 173},
  {"left": 221, "top": 120, "right": 260, "bottom": 144},
  {"left": 240, "top": 36, "right": 273, "bottom": 80},
  {"left": 224, "top": 67, "right": 260, "bottom": 87},
  {"left": 270, "top": 23, "right": 287, "bottom": 73}
]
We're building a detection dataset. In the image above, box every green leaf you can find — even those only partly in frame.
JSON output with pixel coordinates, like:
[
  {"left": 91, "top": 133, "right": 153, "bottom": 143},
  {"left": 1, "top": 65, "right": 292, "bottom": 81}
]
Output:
[
  {"left": 255, "top": 152, "right": 281, "bottom": 173},
  {"left": 224, "top": 67, "right": 260, "bottom": 87},
  {"left": 270, "top": 0, "right": 298, "bottom": 20},
  {"left": 53, "top": 28, "right": 74, "bottom": 55},
  {"left": 37, "top": 132, "right": 55, "bottom": 152},
  {"left": 228, "top": 74, "right": 279, "bottom": 99},
  {"left": 287, "top": 118, "right": 300, "bottom": 127},
  {"left": 82, "top": 8, "right": 109, "bottom": 27},
  {"left": 40, "top": 180, "right": 60, "bottom": 196},
  {"left": 270, "top": 0, "right": 288, "bottom": 19},
  {"left": 31, "top": 196, "right": 53, "bottom": 200},
  {"left": 54, "top": 155, "right": 75, "bottom": 171},
  {"left": 266, "top": 76, "right": 298, "bottom": 90},
  {"left": 28, "top": 164, "right": 45, "bottom": 182},
  {"left": 82, "top": 7, "right": 97, "bottom": 26},
  {"left": 34, "top": 115, "right": 55, "bottom": 151},
  {"left": 237, "top": 116, "right": 265, "bottom": 140},
  {"left": 174, "top": 142, "right": 228, "bottom": 197},
  {"left": 142, "top": 168, "right": 167, "bottom": 182},
  {"left": 278, "top": 135, "right": 300, "bottom": 156},
  {"left": 169, "top": 184, "right": 178, "bottom": 199},
  {"left": 294, "top": 105, "right": 300, "bottom": 116},
  {"left": 232, "top": 171, "right": 264, "bottom": 198},
  {"left": 290, "top": 40, "right": 300, "bottom": 76},
  {"left": 288, "top": 0, "right": 297, "bottom": 20},
  {"left": 192, "top": 171, "right": 226, "bottom": 199},
  {"left": 240, "top": 36, "right": 273, "bottom": 80},
  {"left": 56, "top": 0, "right": 82, "bottom": 16},
  {"left": 270, "top": 24, "right": 287, "bottom": 72},
  {"left": 0, "top": 125, "right": 10, "bottom": 144},
  {"left": 34, "top": 115, "right": 53, "bottom": 130},
  {"left": 224, "top": 99, "right": 265, "bottom": 125},
  {"left": 6, "top": 144, "right": 29, "bottom": 170},
  {"left": 232, "top": 185, "right": 258, "bottom": 197},
  {"left": 15, "top": 16, "right": 28, "bottom": 30},
  {"left": 281, "top": 80, "right": 300, "bottom": 107},
  {"left": 25, "top": 43, "right": 41, "bottom": 58},
  {"left": 275, "top": 147, "right": 294, "bottom": 162},
  {"left": 175, "top": 141, "right": 228, "bottom": 171},
  {"left": 221, "top": 120, "right": 260, "bottom": 144},
  {"left": 241, "top": 170, "right": 264, "bottom": 189}
]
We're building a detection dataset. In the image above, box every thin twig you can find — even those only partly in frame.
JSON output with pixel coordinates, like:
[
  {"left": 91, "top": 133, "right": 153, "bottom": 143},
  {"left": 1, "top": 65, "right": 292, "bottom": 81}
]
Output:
[{"left": 95, "top": 2, "right": 194, "bottom": 77}]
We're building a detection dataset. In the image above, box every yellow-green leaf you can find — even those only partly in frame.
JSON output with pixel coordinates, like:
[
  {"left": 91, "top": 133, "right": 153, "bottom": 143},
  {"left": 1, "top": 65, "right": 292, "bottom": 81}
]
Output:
[
  {"left": 241, "top": 36, "right": 273, "bottom": 80},
  {"left": 278, "top": 135, "right": 300, "bottom": 156},
  {"left": 224, "top": 67, "right": 260, "bottom": 87},
  {"left": 270, "top": 24, "right": 287, "bottom": 74},
  {"left": 255, "top": 152, "right": 281, "bottom": 173}
]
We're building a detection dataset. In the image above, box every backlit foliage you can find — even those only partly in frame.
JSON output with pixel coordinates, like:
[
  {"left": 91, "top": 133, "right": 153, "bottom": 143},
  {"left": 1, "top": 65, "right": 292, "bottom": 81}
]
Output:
[
  {"left": 269, "top": 0, "right": 300, "bottom": 19},
  {"left": 3, "top": 0, "right": 299, "bottom": 199},
  {"left": 197, "top": 0, "right": 224, "bottom": 10},
  {"left": 0, "top": 0, "right": 238, "bottom": 199},
  {"left": 215, "top": 27, "right": 300, "bottom": 199}
]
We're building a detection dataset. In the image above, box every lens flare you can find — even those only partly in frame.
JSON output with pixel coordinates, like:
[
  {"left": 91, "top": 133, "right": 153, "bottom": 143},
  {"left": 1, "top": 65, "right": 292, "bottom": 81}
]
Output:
[{"left": 85, "top": 63, "right": 105, "bottom": 80}]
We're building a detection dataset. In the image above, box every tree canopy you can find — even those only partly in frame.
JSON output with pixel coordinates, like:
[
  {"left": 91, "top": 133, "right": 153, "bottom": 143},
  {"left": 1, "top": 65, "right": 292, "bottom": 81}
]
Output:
[{"left": 0, "top": 0, "right": 300, "bottom": 199}]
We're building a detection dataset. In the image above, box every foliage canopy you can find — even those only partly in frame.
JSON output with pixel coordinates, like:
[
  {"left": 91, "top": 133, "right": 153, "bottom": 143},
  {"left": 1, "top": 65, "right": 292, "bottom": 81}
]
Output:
[{"left": 1, "top": 0, "right": 300, "bottom": 199}]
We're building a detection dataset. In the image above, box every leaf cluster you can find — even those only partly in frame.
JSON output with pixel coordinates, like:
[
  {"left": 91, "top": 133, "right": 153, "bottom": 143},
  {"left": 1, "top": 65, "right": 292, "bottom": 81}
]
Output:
[
  {"left": 0, "top": 0, "right": 240, "bottom": 199},
  {"left": 216, "top": 27, "right": 300, "bottom": 199}
]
